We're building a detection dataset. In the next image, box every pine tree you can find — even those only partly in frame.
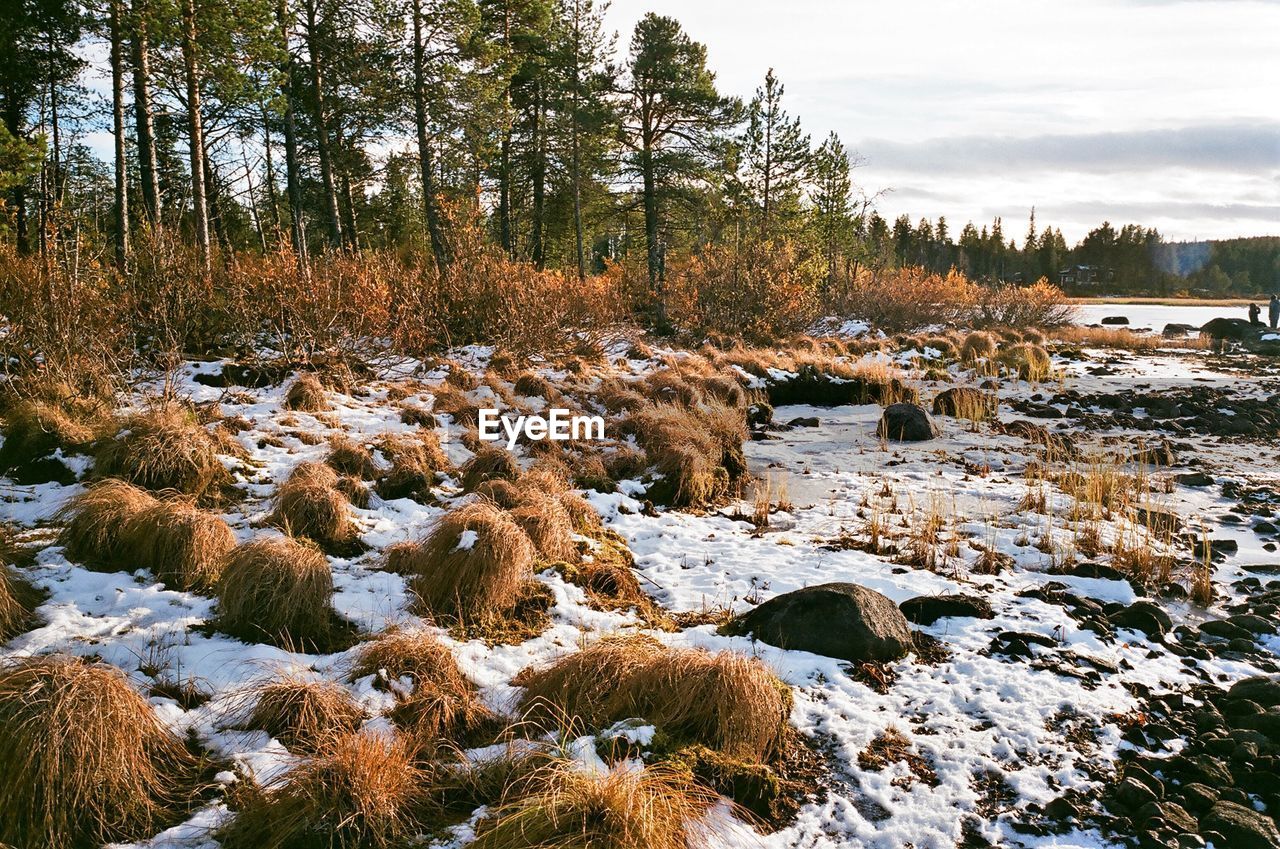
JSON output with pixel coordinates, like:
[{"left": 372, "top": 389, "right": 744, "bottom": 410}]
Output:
[
  {"left": 738, "top": 68, "right": 809, "bottom": 239},
  {"left": 809, "top": 130, "right": 851, "bottom": 287}
]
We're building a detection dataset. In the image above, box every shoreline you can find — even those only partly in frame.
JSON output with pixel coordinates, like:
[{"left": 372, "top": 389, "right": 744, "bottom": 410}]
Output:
[{"left": 1068, "top": 296, "right": 1262, "bottom": 307}]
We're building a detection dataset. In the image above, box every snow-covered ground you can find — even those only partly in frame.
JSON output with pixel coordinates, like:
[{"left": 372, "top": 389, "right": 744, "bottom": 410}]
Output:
[{"left": 1, "top": 339, "right": 1278, "bottom": 849}]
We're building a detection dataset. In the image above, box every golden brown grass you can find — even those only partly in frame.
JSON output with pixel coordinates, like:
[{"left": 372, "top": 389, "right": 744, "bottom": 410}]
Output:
[
  {"left": 1049, "top": 325, "right": 1211, "bottom": 352},
  {"left": 461, "top": 445, "right": 522, "bottom": 491},
  {"left": 999, "top": 343, "right": 1053, "bottom": 382},
  {"left": 0, "top": 563, "right": 43, "bottom": 639},
  {"left": 326, "top": 435, "right": 377, "bottom": 478},
  {"left": 517, "top": 635, "right": 791, "bottom": 761},
  {"left": 95, "top": 404, "right": 228, "bottom": 498},
  {"left": 0, "top": 654, "right": 201, "bottom": 849},
  {"left": 403, "top": 501, "right": 536, "bottom": 622},
  {"left": 57, "top": 479, "right": 159, "bottom": 570},
  {"left": 270, "top": 462, "right": 358, "bottom": 549},
  {"left": 959, "top": 331, "right": 998, "bottom": 362},
  {"left": 124, "top": 498, "right": 236, "bottom": 591},
  {"left": 513, "top": 371, "right": 555, "bottom": 398},
  {"left": 283, "top": 372, "right": 330, "bottom": 412},
  {"left": 375, "top": 432, "right": 448, "bottom": 501},
  {"left": 349, "top": 629, "right": 498, "bottom": 747},
  {"left": 246, "top": 675, "right": 366, "bottom": 752},
  {"left": 510, "top": 492, "right": 577, "bottom": 562},
  {"left": 469, "top": 761, "right": 726, "bottom": 849},
  {"left": 218, "top": 730, "right": 427, "bottom": 849},
  {"left": 620, "top": 401, "right": 747, "bottom": 508},
  {"left": 0, "top": 394, "right": 109, "bottom": 472},
  {"left": 216, "top": 536, "right": 337, "bottom": 647}
]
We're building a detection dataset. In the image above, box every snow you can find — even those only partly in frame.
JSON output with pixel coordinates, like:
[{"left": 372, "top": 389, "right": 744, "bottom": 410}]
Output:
[{"left": 2, "top": 342, "right": 1276, "bottom": 849}]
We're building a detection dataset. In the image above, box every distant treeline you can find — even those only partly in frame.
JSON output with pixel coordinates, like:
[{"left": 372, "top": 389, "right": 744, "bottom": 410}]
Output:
[{"left": 881, "top": 213, "right": 1279, "bottom": 296}]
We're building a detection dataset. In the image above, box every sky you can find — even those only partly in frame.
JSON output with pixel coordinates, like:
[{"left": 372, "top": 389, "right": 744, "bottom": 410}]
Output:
[{"left": 604, "top": 0, "right": 1280, "bottom": 244}]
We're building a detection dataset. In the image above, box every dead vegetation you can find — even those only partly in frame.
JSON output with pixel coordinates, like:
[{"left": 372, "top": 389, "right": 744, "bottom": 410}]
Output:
[
  {"left": 400, "top": 501, "right": 538, "bottom": 627},
  {"left": 461, "top": 445, "right": 522, "bottom": 491},
  {"left": 270, "top": 461, "right": 360, "bottom": 550},
  {"left": 246, "top": 675, "right": 367, "bottom": 752},
  {"left": 0, "top": 562, "right": 44, "bottom": 639},
  {"left": 57, "top": 478, "right": 158, "bottom": 569},
  {"left": 349, "top": 629, "right": 498, "bottom": 748},
  {"left": 0, "top": 654, "right": 202, "bottom": 849},
  {"left": 469, "top": 760, "right": 726, "bottom": 849},
  {"left": 283, "top": 373, "right": 330, "bottom": 412},
  {"left": 219, "top": 730, "right": 427, "bottom": 849},
  {"left": 95, "top": 404, "right": 229, "bottom": 498},
  {"left": 516, "top": 634, "right": 791, "bottom": 761},
  {"left": 215, "top": 536, "right": 343, "bottom": 648},
  {"left": 125, "top": 498, "right": 236, "bottom": 591}
]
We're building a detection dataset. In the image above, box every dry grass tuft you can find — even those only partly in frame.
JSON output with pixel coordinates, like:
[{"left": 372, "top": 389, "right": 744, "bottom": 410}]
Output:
[
  {"left": 326, "top": 436, "right": 377, "bottom": 479},
  {"left": 283, "top": 373, "right": 330, "bottom": 412},
  {"left": 1050, "top": 325, "right": 1211, "bottom": 352},
  {"left": 0, "top": 563, "right": 44, "bottom": 639},
  {"left": 124, "top": 499, "right": 236, "bottom": 591},
  {"left": 57, "top": 479, "right": 159, "bottom": 569},
  {"left": 375, "top": 432, "right": 448, "bottom": 501},
  {"left": 216, "top": 536, "right": 338, "bottom": 647},
  {"left": 349, "top": 629, "right": 498, "bottom": 746},
  {"left": 218, "top": 730, "right": 426, "bottom": 849},
  {"left": 247, "top": 675, "right": 366, "bottom": 752},
  {"left": 403, "top": 501, "right": 536, "bottom": 623},
  {"left": 473, "top": 477, "right": 524, "bottom": 509},
  {"left": 270, "top": 462, "right": 359, "bottom": 550},
  {"left": 95, "top": 404, "right": 228, "bottom": 498},
  {"left": 1000, "top": 343, "right": 1053, "bottom": 382},
  {"left": 461, "top": 445, "right": 522, "bottom": 491},
  {"left": 518, "top": 635, "right": 790, "bottom": 761},
  {"left": 510, "top": 492, "right": 578, "bottom": 561},
  {"left": 0, "top": 394, "right": 109, "bottom": 478},
  {"left": 0, "top": 654, "right": 201, "bottom": 848},
  {"left": 620, "top": 401, "right": 747, "bottom": 508},
  {"left": 513, "top": 371, "right": 555, "bottom": 398},
  {"left": 470, "top": 760, "right": 724, "bottom": 849}
]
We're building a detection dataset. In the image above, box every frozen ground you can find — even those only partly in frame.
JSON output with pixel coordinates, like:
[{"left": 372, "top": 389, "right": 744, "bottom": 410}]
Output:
[{"left": 1, "top": 340, "right": 1278, "bottom": 849}]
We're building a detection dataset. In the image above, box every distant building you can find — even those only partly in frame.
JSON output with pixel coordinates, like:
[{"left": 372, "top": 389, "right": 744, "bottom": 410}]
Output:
[{"left": 1058, "top": 265, "right": 1115, "bottom": 286}]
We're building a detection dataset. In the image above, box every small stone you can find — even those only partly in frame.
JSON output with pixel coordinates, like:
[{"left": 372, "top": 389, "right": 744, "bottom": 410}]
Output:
[{"left": 1199, "top": 800, "right": 1280, "bottom": 849}]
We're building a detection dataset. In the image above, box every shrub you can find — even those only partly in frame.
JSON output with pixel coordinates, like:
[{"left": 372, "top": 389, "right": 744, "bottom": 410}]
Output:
[
  {"left": 973, "top": 279, "right": 1076, "bottom": 328},
  {"left": 403, "top": 502, "right": 535, "bottom": 622},
  {"left": 57, "top": 479, "right": 159, "bottom": 569},
  {"left": 0, "top": 654, "right": 200, "bottom": 848},
  {"left": 470, "top": 760, "right": 723, "bottom": 849},
  {"left": 124, "top": 498, "right": 236, "bottom": 591},
  {"left": 461, "top": 445, "right": 522, "bottom": 491},
  {"left": 95, "top": 404, "right": 228, "bottom": 498},
  {"left": 664, "top": 239, "right": 823, "bottom": 342},
  {"left": 270, "top": 462, "right": 358, "bottom": 550},
  {"left": 517, "top": 635, "right": 791, "bottom": 761},
  {"left": 216, "top": 536, "right": 337, "bottom": 647},
  {"left": 283, "top": 373, "right": 330, "bottom": 412},
  {"left": 246, "top": 675, "right": 366, "bottom": 752},
  {"left": 218, "top": 730, "right": 426, "bottom": 849},
  {"left": 839, "top": 267, "right": 979, "bottom": 333}
]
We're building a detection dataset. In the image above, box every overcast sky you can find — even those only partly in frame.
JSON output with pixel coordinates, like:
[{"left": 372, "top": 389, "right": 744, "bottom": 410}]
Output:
[{"left": 605, "top": 0, "right": 1280, "bottom": 243}]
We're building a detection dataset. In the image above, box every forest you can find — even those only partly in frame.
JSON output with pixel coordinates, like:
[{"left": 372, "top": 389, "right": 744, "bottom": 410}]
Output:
[{"left": 1, "top": 0, "right": 1275, "bottom": 367}]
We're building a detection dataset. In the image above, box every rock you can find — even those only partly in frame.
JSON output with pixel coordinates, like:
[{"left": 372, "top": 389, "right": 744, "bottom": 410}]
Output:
[
  {"left": 786, "top": 416, "right": 820, "bottom": 428},
  {"left": 1177, "top": 472, "right": 1215, "bottom": 488},
  {"left": 1109, "top": 601, "right": 1173, "bottom": 637},
  {"left": 876, "top": 403, "right": 939, "bottom": 442},
  {"left": 722, "top": 582, "right": 914, "bottom": 663},
  {"left": 1164, "top": 323, "right": 1197, "bottom": 338},
  {"left": 1116, "top": 776, "right": 1160, "bottom": 809},
  {"left": 1228, "top": 676, "right": 1280, "bottom": 708},
  {"left": 1199, "top": 800, "right": 1280, "bottom": 849},
  {"left": 1180, "top": 783, "right": 1220, "bottom": 814},
  {"left": 1102, "top": 316, "right": 1130, "bottom": 325},
  {"left": 899, "top": 593, "right": 995, "bottom": 625},
  {"left": 1201, "top": 620, "right": 1253, "bottom": 641},
  {"left": 1201, "top": 317, "right": 1264, "bottom": 343},
  {"left": 747, "top": 403, "right": 774, "bottom": 427},
  {"left": 932, "top": 387, "right": 997, "bottom": 420},
  {"left": 1130, "top": 441, "right": 1179, "bottom": 466},
  {"left": 1227, "top": 614, "right": 1275, "bottom": 635}
]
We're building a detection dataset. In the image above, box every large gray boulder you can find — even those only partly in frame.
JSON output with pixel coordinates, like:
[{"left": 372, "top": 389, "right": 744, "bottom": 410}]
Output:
[
  {"left": 877, "top": 402, "right": 940, "bottom": 442},
  {"left": 723, "top": 582, "right": 914, "bottom": 663}
]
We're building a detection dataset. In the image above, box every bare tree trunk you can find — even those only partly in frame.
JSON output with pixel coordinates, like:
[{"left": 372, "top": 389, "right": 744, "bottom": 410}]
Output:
[
  {"left": 274, "top": 0, "right": 307, "bottom": 264},
  {"left": 569, "top": 3, "right": 584, "bottom": 280},
  {"left": 260, "top": 102, "right": 283, "bottom": 243},
  {"left": 339, "top": 165, "right": 358, "bottom": 250},
  {"left": 110, "top": 0, "right": 130, "bottom": 266},
  {"left": 181, "top": 0, "right": 210, "bottom": 271},
  {"left": 410, "top": 0, "right": 448, "bottom": 272},
  {"left": 131, "top": 0, "right": 162, "bottom": 228},
  {"left": 204, "top": 153, "right": 232, "bottom": 255},
  {"left": 529, "top": 80, "right": 545, "bottom": 270},
  {"left": 4, "top": 97, "right": 30, "bottom": 254},
  {"left": 242, "top": 148, "right": 267, "bottom": 252},
  {"left": 302, "top": 0, "right": 343, "bottom": 248}
]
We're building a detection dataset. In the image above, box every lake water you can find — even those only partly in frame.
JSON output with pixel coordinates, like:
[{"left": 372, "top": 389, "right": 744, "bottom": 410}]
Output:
[{"left": 1073, "top": 303, "right": 1259, "bottom": 331}]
